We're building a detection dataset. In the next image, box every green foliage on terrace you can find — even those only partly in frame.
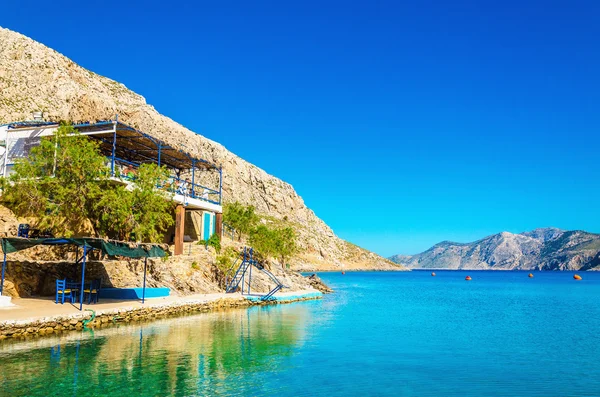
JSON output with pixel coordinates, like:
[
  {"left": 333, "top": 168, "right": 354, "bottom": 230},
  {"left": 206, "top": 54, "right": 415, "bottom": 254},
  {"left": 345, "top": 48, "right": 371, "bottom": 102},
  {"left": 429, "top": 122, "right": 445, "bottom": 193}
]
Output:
[
  {"left": 198, "top": 233, "right": 222, "bottom": 253},
  {"left": 224, "top": 201, "right": 297, "bottom": 269},
  {"left": 95, "top": 163, "right": 174, "bottom": 242},
  {"left": 1, "top": 123, "right": 174, "bottom": 242}
]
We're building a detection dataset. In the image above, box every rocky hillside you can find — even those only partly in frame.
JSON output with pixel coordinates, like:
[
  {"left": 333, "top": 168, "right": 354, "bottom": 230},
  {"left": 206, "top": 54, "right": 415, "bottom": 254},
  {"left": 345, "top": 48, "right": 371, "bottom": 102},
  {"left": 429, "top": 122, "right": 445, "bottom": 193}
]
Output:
[
  {"left": 0, "top": 26, "right": 403, "bottom": 271},
  {"left": 390, "top": 228, "right": 600, "bottom": 271}
]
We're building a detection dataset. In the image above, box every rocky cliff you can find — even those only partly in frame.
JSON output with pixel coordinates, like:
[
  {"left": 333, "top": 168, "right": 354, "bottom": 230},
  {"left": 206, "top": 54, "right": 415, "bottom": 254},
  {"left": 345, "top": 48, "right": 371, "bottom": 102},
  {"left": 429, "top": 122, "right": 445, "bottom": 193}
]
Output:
[
  {"left": 0, "top": 26, "right": 402, "bottom": 271},
  {"left": 390, "top": 228, "right": 600, "bottom": 271}
]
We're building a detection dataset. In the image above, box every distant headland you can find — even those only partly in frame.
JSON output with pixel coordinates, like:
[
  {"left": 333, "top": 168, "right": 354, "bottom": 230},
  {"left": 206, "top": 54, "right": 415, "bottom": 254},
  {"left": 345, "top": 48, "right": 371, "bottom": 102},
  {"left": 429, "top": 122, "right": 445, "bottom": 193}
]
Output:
[{"left": 389, "top": 228, "right": 600, "bottom": 271}]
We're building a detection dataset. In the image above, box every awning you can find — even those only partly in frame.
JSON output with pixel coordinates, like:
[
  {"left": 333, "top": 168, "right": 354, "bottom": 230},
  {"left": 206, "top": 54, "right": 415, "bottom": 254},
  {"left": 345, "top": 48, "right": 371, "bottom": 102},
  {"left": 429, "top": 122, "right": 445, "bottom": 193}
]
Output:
[
  {"left": 0, "top": 237, "right": 167, "bottom": 309},
  {"left": 0, "top": 237, "right": 167, "bottom": 258}
]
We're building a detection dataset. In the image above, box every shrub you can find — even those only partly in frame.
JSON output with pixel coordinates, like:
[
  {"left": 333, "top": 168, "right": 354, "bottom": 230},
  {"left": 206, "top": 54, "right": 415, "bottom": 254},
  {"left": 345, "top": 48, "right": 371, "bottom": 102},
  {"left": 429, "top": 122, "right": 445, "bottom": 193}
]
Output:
[
  {"left": 198, "top": 234, "right": 222, "bottom": 253},
  {"left": 207, "top": 233, "right": 221, "bottom": 253}
]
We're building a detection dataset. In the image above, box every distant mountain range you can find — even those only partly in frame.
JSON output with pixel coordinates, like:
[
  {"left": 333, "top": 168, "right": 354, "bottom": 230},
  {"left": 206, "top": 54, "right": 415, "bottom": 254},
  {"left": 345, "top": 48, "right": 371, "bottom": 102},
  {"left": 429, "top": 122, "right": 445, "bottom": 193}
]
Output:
[{"left": 389, "top": 228, "right": 600, "bottom": 271}]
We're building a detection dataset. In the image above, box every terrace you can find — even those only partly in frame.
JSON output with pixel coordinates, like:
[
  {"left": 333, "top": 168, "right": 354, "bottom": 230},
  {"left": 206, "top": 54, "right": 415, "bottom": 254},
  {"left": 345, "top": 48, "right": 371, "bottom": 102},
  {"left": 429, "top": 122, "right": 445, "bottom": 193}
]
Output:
[{"left": 1, "top": 119, "right": 223, "bottom": 213}]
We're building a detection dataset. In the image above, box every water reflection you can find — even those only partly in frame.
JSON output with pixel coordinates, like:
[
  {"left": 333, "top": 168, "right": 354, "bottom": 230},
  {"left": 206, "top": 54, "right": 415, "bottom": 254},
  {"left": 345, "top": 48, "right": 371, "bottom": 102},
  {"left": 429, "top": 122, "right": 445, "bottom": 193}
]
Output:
[{"left": 0, "top": 303, "right": 317, "bottom": 397}]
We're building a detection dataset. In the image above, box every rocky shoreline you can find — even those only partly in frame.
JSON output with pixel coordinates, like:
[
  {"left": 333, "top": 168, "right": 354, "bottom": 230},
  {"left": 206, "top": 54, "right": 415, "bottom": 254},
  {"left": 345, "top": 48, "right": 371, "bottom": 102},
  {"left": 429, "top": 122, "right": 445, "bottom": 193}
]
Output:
[{"left": 0, "top": 293, "right": 322, "bottom": 341}]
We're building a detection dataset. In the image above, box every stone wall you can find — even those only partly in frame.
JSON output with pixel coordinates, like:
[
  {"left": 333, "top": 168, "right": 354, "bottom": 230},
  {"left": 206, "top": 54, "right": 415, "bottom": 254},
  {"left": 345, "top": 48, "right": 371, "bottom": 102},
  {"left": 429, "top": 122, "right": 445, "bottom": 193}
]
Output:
[{"left": 0, "top": 295, "right": 322, "bottom": 340}]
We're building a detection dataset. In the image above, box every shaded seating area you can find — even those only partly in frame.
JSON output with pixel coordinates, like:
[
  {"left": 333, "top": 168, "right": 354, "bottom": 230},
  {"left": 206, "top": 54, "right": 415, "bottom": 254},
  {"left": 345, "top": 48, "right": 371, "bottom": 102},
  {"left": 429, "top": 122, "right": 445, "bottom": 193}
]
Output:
[
  {"left": 0, "top": 237, "right": 167, "bottom": 310},
  {"left": 55, "top": 278, "right": 101, "bottom": 305}
]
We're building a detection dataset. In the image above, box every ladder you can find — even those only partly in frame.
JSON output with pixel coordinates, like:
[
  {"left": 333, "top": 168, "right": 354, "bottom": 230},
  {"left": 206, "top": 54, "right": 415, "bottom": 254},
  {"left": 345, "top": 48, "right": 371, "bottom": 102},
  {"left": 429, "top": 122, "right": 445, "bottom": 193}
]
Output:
[
  {"left": 255, "top": 261, "right": 285, "bottom": 301},
  {"left": 225, "top": 248, "right": 251, "bottom": 293},
  {"left": 225, "top": 247, "right": 286, "bottom": 300}
]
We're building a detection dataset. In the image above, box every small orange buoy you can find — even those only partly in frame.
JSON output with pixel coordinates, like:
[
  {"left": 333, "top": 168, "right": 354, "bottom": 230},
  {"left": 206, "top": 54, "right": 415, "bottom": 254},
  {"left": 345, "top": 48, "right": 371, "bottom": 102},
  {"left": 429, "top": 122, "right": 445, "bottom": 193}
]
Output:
[
  {"left": 528, "top": 273, "right": 534, "bottom": 278},
  {"left": 574, "top": 274, "right": 582, "bottom": 280},
  {"left": 465, "top": 276, "right": 472, "bottom": 281},
  {"left": 431, "top": 272, "right": 436, "bottom": 277},
  {"left": 341, "top": 271, "right": 345, "bottom": 275}
]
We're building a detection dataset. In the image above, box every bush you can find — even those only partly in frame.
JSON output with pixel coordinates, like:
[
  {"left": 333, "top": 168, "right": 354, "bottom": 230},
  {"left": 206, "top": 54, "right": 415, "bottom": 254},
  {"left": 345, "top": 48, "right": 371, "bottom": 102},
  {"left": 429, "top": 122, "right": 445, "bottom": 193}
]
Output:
[
  {"left": 215, "top": 246, "right": 241, "bottom": 286},
  {"left": 207, "top": 233, "right": 221, "bottom": 253},
  {"left": 197, "top": 233, "right": 222, "bottom": 253}
]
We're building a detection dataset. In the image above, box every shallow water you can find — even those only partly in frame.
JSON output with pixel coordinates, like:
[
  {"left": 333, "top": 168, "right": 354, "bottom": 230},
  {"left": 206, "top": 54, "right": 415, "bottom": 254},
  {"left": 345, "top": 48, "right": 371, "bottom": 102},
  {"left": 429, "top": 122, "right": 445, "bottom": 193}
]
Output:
[{"left": 1, "top": 270, "right": 599, "bottom": 396}]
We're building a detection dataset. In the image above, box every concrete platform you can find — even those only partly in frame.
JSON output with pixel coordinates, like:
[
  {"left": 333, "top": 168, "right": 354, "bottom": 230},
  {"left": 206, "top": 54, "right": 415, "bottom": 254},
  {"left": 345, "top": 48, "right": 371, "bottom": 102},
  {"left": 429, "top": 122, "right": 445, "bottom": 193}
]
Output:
[
  {"left": 0, "top": 296, "right": 13, "bottom": 307},
  {"left": 244, "top": 290, "right": 323, "bottom": 302},
  {"left": 100, "top": 287, "right": 170, "bottom": 300},
  {"left": 0, "top": 293, "right": 234, "bottom": 323},
  {"left": 0, "top": 289, "right": 322, "bottom": 324}
]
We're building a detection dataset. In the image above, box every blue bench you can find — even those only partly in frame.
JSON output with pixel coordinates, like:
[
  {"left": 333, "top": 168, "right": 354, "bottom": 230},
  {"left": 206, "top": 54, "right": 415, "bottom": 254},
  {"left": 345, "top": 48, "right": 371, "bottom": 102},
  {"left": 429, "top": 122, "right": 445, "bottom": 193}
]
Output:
[{"left": 100, "top": 288, "right": 170, "bottom": 300}]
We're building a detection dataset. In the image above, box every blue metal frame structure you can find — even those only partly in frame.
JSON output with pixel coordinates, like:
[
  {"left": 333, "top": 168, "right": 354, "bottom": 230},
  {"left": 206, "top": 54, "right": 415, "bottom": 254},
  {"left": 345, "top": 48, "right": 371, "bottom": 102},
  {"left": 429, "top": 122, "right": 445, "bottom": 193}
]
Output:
[
  {"left": 0, "top": 239, "right": 156, "bottom": 310},
  {"left": 4, "top": 118, "right": 223, "bottom": 205},
  {"left": 225, "top": 247, "right": 286, "bottom": 301}
]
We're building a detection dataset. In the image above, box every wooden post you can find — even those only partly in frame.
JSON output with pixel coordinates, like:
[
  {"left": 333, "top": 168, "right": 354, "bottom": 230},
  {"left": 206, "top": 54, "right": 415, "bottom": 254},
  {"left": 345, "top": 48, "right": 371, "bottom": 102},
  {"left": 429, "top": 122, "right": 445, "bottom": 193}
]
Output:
[
  {"left": 175, "top": 204, "right": 185, "bottom": 256},
  {"left": 215, "top": 213, "right": 223, "bottom": 237}
]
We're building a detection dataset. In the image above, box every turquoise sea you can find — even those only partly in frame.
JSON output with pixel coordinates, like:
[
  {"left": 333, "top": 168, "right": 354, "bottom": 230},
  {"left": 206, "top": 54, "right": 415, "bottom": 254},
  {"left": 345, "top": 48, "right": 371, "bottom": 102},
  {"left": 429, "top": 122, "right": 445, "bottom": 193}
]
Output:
[{"left": 1, "top": 270, "right": 600, "bottom": 396}]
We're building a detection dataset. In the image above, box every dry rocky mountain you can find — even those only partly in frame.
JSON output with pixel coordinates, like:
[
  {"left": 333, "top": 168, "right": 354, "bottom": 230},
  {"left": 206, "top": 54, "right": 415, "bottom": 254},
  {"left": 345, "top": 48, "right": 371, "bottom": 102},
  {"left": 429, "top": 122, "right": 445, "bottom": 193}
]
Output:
[
  {"left": 390, "top": 228, "right": 600, "bottom": 271},
  {"left": 0, "top": 26, "right": 402, "bottom": 272}
]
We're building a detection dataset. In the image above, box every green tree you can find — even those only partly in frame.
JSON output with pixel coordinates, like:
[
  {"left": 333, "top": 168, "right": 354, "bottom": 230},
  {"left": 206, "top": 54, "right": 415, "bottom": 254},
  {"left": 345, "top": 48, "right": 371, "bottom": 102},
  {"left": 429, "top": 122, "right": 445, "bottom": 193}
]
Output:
[
  {"left": 93, "top": 184, "right": 134, "bottom": 240},
  {"left": 129, "top": 163, "right": 174, "bottom": 242},
  {"left": 249, "top": 225, "right": 297, "bottom": 269},
  {"left": 223, "top": 201, "right": 259, "bottom": 240},
  {"left": 2, "top": 123, "right": 107, "bottom": 236},
  {"left": 249, "top": 224, "right": 277, "bottom": 263},
  {"left": 273, "top": 227, "right": 297, "bottom": 268},
  {"left": 93, "top": 163, "right": 174, "bottom": 242}
]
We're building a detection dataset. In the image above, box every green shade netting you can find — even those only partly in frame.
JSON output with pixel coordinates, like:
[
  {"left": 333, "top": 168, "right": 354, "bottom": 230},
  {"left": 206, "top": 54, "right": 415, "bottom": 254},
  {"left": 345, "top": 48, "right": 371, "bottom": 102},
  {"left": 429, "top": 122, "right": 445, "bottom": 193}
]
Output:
[{"left": 0, "top": 238, "right": 167, "bottom": 258}]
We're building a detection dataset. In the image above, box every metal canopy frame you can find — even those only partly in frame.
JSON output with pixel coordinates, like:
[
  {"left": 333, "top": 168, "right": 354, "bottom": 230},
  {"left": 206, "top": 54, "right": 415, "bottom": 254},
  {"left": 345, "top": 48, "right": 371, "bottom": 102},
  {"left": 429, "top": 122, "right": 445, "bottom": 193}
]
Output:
[
  {"left": 0, "top": 238, "right": 159, "bottom": 310},
  {"left": 5, "top": 118, "right": 223, "bottom": 205}
]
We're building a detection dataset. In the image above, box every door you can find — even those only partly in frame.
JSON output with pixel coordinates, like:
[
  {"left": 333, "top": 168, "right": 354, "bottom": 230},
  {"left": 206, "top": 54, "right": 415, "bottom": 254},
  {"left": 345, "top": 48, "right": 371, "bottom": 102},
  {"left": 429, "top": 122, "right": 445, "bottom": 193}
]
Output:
[{"left": 203, "top": 212, "right": 211, "bottom": 240}]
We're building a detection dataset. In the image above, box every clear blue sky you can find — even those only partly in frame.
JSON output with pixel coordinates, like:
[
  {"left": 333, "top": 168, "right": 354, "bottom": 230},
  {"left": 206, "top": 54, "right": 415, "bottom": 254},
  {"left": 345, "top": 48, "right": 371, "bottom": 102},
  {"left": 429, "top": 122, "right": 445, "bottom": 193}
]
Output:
[{"left": 3, "top": 1, "right": 599, "bottom": 256}]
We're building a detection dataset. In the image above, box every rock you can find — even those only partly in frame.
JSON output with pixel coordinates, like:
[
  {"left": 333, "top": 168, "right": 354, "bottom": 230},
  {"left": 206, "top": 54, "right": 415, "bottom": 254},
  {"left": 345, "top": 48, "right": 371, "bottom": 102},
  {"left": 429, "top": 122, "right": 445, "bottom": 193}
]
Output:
[
  {"left": 0, "top": 26, "right": 404, "bottom": 273},
  {"left": 307, "top": 274, "right": 333, "bottom": 293}
]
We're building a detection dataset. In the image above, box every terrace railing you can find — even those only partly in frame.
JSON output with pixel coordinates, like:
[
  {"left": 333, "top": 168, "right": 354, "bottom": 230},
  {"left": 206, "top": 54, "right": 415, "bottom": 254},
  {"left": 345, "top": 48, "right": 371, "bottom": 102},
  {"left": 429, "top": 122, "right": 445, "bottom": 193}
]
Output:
[{"left": 108, "top": 157, "right": 221, "bottom": 205}]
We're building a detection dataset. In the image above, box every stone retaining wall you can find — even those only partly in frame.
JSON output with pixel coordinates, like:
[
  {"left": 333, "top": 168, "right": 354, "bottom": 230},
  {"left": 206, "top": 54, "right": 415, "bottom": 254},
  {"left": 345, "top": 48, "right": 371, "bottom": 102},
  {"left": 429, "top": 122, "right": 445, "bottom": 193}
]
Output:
[{"left": 0, "top": 295, "right": 321, "bottom": 340}]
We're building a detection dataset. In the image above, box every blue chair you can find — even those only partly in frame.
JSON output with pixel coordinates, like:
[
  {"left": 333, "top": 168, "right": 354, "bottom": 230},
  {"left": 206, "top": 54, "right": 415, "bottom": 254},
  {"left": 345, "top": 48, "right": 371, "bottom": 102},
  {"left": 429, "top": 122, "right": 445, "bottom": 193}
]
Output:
[
  {"left": 66, "top": 280, "right": 81, "bottom": 303},
  {"left": 55, "top": 279, "right": 74, "bottom": 304},
  {"left": 84, "top": 278, "right": 102, "bottom": 304},
  {"left": 17, "top": 224, "right": 30, "bottom": 238}
]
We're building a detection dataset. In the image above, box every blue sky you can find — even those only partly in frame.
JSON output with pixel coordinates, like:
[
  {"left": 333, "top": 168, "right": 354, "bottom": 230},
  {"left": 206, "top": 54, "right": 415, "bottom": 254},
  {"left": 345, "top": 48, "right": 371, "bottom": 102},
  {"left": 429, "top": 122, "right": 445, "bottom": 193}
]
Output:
[{"left": 2, "top": 1, "right": 599, "bottom": 256}]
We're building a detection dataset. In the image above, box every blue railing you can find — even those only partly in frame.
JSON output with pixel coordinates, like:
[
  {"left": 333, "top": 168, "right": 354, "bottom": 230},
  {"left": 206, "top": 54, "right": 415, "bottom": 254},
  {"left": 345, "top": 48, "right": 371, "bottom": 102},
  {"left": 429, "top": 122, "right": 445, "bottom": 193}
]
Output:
[
  {"left": 108, "top": 156, "right": 221, "bottom": 205},
  {"left": 225, "top": 247, "right": 286, "bottom": 300},
  {"left": 222, "top": 222, "right": 236, "bottom": 240},
  {"left": 168, "top": 176, "right": 221, "bottom": 205}
]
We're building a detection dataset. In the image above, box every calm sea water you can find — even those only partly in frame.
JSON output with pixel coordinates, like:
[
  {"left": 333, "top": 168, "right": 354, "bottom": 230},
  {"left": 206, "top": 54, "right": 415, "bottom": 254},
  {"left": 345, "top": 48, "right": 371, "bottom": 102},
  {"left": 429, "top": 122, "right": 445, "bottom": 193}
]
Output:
[{"left": 1, "top": 271, "right": 599, "bottom": 396}]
